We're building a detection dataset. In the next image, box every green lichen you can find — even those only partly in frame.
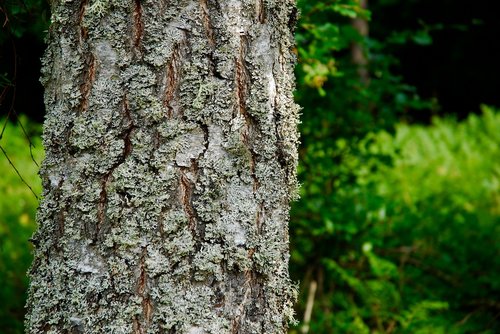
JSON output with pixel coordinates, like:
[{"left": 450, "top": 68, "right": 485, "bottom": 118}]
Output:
[
  {"left": 81, "top": 0, "right": 122, "bottom": 27},
  {"left": 192, "top": 81, "right": 216, "bottom": 110}
]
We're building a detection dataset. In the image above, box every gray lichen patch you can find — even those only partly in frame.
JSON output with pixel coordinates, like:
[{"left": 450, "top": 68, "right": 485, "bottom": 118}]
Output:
[{"left": 175, "top": 128, "right": 207, "bottom": 167}]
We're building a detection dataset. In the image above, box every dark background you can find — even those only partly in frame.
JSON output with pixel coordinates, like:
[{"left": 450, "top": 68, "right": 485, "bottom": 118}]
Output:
[{"left": 371, "top": 0, "right": 500, "bottom": 121}]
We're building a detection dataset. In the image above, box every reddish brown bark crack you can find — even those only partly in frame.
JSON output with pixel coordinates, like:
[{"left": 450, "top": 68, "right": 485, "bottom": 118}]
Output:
[
  {"left": 133, "top": 0, "right": 144, "bottom": 51},
  {"left": 256, "top": 0, "right": 266, "bottom": 24},
  {"left": 200, "top": 0, "right": 223, "bottom": 79},
  {"left": 78, "top": 0, "right": 89, "bottom": 40},
  {"left": 200, "top": 0, "right": 215, "bottom": 48},
  {"left": 163, "top": 45, "right": 180, "bottom": 118},
  {"left": 133, "top": 247, "right": 152, "bottom": 334},
  {"left": 229, "top": 48, "right": 270, "bottom": 325},
  {"left": 79, "top": 53, "right": 96, "bottom": 113},
  {"left": 235, "top": 37, "right": 249, "bottom": 119},
  {"left": 179, "top": 165, "right": 197, "bottom": 233},
  {"left": 242, "top": 131, "right": 259, "bottom": 191}
]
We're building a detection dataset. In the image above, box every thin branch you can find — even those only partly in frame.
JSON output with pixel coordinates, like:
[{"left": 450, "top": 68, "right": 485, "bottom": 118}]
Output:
[
  {"left": 0, "top": 143, "right": 39, "bottom": 199},
  {"left": 0, "top": 5, "right": 9, "bottom": 28},
  {"left": 301, "top": 280, "right": 317, "bottom": 334},
  {"left": 13, "top": 109, "right": 40, "bottom": 167}
]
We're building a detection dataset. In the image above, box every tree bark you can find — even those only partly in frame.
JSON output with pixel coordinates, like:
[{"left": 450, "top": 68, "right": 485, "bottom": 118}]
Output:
[
  {"left": 351, "top": 0, "right": 369, "bottom": 84},
  {"left": 26, "top": 1, "right": 299, "bottom": 333}
]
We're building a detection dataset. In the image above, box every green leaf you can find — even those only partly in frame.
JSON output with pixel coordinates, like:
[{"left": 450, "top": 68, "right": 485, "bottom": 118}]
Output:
[{"left": 412, "top": 31, "right": 433, "bottom": 45}]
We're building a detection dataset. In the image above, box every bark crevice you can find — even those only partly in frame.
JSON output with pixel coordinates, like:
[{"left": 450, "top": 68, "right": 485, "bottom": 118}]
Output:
[
  {"left": 79, "top": 53, "right": 96, "bottom": 114},
  {"left": 133, "top": 0, "right": 144, "bottom": 53}
]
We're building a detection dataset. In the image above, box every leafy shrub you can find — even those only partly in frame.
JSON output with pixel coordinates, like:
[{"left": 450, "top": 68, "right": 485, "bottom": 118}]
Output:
[
  {"left": 0, "top": 117, "right": 42, "bottom": 333},
  {"left": 290, "top": 107, "right": 500, "bottom": 333}
]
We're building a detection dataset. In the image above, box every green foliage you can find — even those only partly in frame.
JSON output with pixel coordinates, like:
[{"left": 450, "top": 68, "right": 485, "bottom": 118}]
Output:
[
  {"left": 292, "top": 2, "right": 437, "bottom": 297},
  {"left": 0, "top": 117, "right": 42, "bottom": 333},
  {"left": 290, "top": 107, "right": 500, "bottom": 333},
  {"left": 0, "top": 0, "right": 50, "bottom": 43},
  {"left": 295, "top": 0, "right": 433, "bottom": 135},
  {"left": 289, "top": 1, "right": 497, "bottom": 332}
]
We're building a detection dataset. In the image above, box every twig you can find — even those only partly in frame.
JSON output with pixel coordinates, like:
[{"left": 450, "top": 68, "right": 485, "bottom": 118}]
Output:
[
  {"left": 0, "top": 143, "right": 38, "bottom": 199},
  {"left": 13, "top": 109, "right": 40, "bottom": 167},
  {"left": 301, "top": 280, "right": 317, "bottom": 334}
]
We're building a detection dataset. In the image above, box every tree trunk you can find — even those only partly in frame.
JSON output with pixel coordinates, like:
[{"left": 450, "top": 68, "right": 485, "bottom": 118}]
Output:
[
  {"left": 26, "top": 1, "right": 299, "bottom": 333},
  {"left": 351, "top": 0, "right": 369, "bottom": 84}
]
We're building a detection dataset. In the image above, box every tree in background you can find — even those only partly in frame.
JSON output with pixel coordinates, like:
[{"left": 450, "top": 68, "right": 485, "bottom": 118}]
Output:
[{"left": 25, "top": 0, "right": 299, "bottom": 333}]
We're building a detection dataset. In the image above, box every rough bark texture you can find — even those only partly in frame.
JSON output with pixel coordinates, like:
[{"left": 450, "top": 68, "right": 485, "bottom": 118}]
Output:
[{"left": 26, "top": 0, "right": 299, "bottom": 333}]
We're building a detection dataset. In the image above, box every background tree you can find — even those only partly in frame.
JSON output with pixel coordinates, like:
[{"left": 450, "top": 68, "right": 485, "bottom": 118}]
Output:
[{"left": 25, "top": 0, "right": 299, "bottom": 333}]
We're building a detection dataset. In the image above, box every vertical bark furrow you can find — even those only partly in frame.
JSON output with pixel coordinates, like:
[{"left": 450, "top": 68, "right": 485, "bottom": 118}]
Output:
[
  {"left": 235, "top": 36, "right": 249, "bottom": 119},
  {"left": 200, "top": 0, "right": 215, "bottom": 48},
  {"left": 163, "top": 45, "right": 180, "bottom": 118},
  {"left": 122, "top": 94, "right": 134, "bottom": 158},
  {"left": 79, "top": 53, "right": 95, "bottom": 114},
  {"left": 133, "top": 0, "right": 144, "bottom": 51},
  {"left": 255, "top": 0, "right": 266, "bottom": 23},
  {"left": 134, "top": 246, "right": 152, "bottom": 333},
  {"left": 235, "top": 33, "right": 260, "bottom": 192},
  {"left": 179, "top": 165, "right": 197, "bottom": 234},
  {"left": 96, "top": 173, "right": 109, "bottom": 237},
  {"left": 78, "top": 0, "right": 89, "bottom": 40},
  {"left": 27, "top": 0, "right": 299, "bottom": 333}
]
